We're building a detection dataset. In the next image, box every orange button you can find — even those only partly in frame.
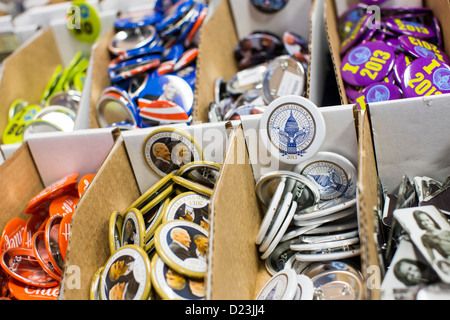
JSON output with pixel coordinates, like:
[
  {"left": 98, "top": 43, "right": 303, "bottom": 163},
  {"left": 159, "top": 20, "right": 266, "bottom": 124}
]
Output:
[
  {"left": 22, "top": 213, "right": 48, "bottom": 249},
  {"left": 0, "top": 247, "right": 59, "bottom": 288},
  {"left": 44, "top": 216, "right": 63, "bottom": 276},
  {"left": 31, "top": 231, "right": 61, "bottom": 282},
  {"left": 58, "top": 211, "right": 74, "bottom": 262},
  {"left": 25, "top": 173, "right": 79, "bottom": 215},
  {"left": 49, "top": 194, "right": 79, "bottom": 218},
  {"left": 0, "top": 218, "right": 26, "bottom": 255},
  {"left": 78, "top": 173, "right": 95, "bottom": 198},
  {"left": 7, "top": 278, "right": 59, "bottom": 300}
]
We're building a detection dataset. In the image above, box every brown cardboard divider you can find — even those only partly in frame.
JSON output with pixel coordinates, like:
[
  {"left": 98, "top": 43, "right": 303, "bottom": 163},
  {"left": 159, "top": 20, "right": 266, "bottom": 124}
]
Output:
[
  {"left": 194, "top": 0, "right": 239, "bottom": 124},
  {"left": 356, "top": 107, "right": 381, "bottom": 301},
  {"left": 61, "top": 138, "right": 141, "bottom": 300},
  {"left": 208, "top": 125, "right": 270, "bottom": 300},
  {"left": 324, "top": 0, "right": 450, "bottom": 105}
]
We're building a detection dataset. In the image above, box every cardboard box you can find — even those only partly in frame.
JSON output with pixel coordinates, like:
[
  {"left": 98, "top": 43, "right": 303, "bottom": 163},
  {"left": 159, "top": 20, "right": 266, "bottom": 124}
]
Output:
[
  {"left": 194, "top": 0, "right": 329, "bottom": 123},
  {"left": 0, "top": 10, "right": 116, "bottom": 157},
  {"left": 206, "top": 104, "right": 359, "bottom": 299},
  {"left": 0, "top": 127, "right": 118, "bottom": 299},
  {"left": 324, "top": 0, "right": 450, "bottom": 105},
  {"left": 60, "top": 120, "right": 236, "bottom": 300},
  {"left": 356, "top": 95, "right": 450, "bottom": 300}
]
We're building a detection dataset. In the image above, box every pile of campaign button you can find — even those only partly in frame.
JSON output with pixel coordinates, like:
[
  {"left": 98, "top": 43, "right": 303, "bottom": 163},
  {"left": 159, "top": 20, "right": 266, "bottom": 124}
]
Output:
[
  {"left": 0, "top": 173, "right": 94, "bottom": 300},
  {"left": 96, "top": 0, "right": 208, "bottom": 130},
  {"left": 256, "top": 258, "right": 364, "bottom": 300},
  {"left": 338, "top": 4, "right": 450, "bottom": 109},
  {"left": 94, "top": 160, "right": 220, "bottom": 300},
  {"left": 208, "top": 29, "right": 310, "bottom": 123},
  {"left": 254, "top": 120, "right": 363, "bottom": 300},
  {"left": 2, "top": 52, "right": 88, "bottom": 145}
]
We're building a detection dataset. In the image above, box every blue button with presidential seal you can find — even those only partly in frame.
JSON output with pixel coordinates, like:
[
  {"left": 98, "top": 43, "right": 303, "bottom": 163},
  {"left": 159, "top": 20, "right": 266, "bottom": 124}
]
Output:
[{"left": 259, "top": 95, "right": 326, "bottom": 165}]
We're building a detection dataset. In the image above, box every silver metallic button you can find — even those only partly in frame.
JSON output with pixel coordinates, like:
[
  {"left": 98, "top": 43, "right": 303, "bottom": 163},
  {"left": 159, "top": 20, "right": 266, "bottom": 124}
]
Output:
[
  {"left": 262, "top": 55, "right": 306, "bottom": 104},
  {"left": 33, "top": 106, "right": 76, "bottom": 132},
  {"left": 255, "top": 170, "right": 320, "bottom": 209}
]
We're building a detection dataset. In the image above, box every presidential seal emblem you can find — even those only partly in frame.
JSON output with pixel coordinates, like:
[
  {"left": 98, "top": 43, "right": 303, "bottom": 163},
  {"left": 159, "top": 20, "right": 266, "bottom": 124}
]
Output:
[
  {"left": 260, "top": 95, "right": 326, "bottom": 165},
  {"left": 295, "top": 152, "right": 357, "bottom": 201}
]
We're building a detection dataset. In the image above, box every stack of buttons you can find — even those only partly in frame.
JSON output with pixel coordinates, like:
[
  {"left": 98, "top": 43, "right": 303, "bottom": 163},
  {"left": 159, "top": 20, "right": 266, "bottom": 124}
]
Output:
[
  {"left": 0, "top": 173, "right": 94, "bottom": 300},
  {"left": 93, "top": 159, "right": 220, "bottom": 300},
  {"left": 209, "top": 30, "right": 310, "bottom": 122},
  {"left": 254, "top": 95, "right": 363, "bottom": 300},
  {"left": 2, "top": 52, "right": 88, "bottom": 145},
  {"left": 338, "top": 4, "right": 450, "bottom": 108},
  {"left": 96, "top": 0, "right": 208, "bottom": 130}
]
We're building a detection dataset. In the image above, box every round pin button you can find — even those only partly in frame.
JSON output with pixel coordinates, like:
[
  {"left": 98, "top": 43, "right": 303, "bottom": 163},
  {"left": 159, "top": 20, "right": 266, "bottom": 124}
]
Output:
[
  {"left": 259, "top": 95, "right": 326, "bottom": 165},
  {"left": 358, "top": 82, "right": 404, "bottom": 104},
  {"left": 255, "top": 170, "right": 320, "bottom": 209},
  {"left": 25, "top": 173, "right": 79, "bottom": 215},
  {"left": 150, "top": 253, "right": 205, "bottom": 300},
  {"left": 295, "top": 152, "right": 357, "bottom": 201},
  {"left": 341, "top": 41, "right": 396, "bottom": 87},
  {"left": 2, "top": 104, "right": 42, "bottom": 145},
  {"left": 295, "top": 244, "right": 361, "bottom": 262},
  {"left": 386, "top": 18, "right": 436, "bottom": 39},
  {"left": 1, "top": 247, "right": 59, "bottom": 288},
  {"left": 22, "top": 213, "right": 48, "bottom": 249},
  {"left": 114, "top": 11, "right": 164, "bottom": 30},
  {"left": 33, "top": 106, "right": 76, "bottom": 133},
  {"left": 154, "top": 220, "right": 208, "bottom": 279},
  {"left": 109, "top": 211, "right": 124, "bottom": 256},
  {"left": 340, "top": 14, "right": 371, "bottom": 55},
  {"left": 163, "top": 192, "right": 210, "bottom": 228},
  {"left": 139, "top": 74, "right": 194, "bottom": 116},
  {"left": 78, "top": 173, "right": 95, "bottom": 198},
  {"left": 256, "top": 179, "right": 286, "bottom": 245},
  {"left": 398, "top": 35, "right": 450, "bottom": 65},
  {"left": 122, "top": 209, "right": 146, "bottom": 248},
  {"left": 32, "top": 231, "right": 61, "bottom": 281},
  {"left": 142, "top": 127, "right": 203, "bottom": 177},
  {"left": 255, "top": 268, "right": 298, "bottom": 300},
  {"left": 109, "top": 25, "right": 158, "bottom": 56},
  {"left": 176, "top": 161, "right": 221, "bottom": 189},
  {"left": 260, "top": 200, "right": 298, "bottom": 260},
  {"left": 294, "top": 196, "right": 356, "bottom": 222},
  {"left": 68, "top": 1, "right": 101, "bottom": 43},
  {"left": 49, "top": 194, "right": 79, "bottom": 218},
  {"left": 402, "top": 57, "right": 450, "bottom": 98},
  {"left": 172, "top": 175, "right": 213, "bottom": 197},
  {"left": 100, "top": 245, "right": 152, "bottom": 300},
  {"left": 0, "top": 218, "right": 26, "bottom": 254},
  {"left": 44, "top": 215, "right": 64, "bottom": 276},
  {"left": 58, "top": 211, "right": 73, "bottom": 262},
  {"left": 262, "top": 55, "right": 306, "bottom": 104},
  {"left": 393, "top": 52, "right": 413, "bottom": 86},
  {"left": 8, "top": 99, "right": 28, "bottom": 121},
  {"left": 126, "top": 173, "right": 175, "bottom": 214},
  {"left": 7, "top": 278, "right": 59, "bottom": 300},
  {"left": 302, "top": 261, "right": 364, "bottom": 300},
  {"left": 90, "top": 266, "right": 104, "bottom": 300}
]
